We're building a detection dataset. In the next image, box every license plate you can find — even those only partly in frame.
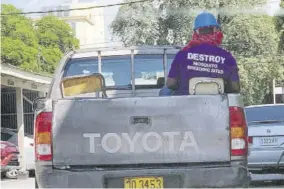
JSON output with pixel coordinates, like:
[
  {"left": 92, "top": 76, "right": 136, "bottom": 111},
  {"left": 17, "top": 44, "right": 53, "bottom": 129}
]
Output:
[
  {"left": 124, "top": 176, "right": 163, "bottom": 189},
  {"left": 259, "top": 137, "right": 278, "bottom": 146}
]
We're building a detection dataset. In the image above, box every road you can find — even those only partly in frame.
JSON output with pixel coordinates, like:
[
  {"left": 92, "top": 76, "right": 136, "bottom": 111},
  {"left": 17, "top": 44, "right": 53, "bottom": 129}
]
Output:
[
  {"left": 1, "top": 177, "right": 284, "bottom": 188},
  {"left": 1, "top": 178, "right": 34, "bottom": 189}
]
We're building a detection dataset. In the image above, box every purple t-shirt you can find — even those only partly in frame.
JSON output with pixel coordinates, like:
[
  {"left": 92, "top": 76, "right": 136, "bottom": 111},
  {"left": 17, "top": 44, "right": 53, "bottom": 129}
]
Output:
[{"left": 168, "top": 44, "right": 239, "bottom": 95}]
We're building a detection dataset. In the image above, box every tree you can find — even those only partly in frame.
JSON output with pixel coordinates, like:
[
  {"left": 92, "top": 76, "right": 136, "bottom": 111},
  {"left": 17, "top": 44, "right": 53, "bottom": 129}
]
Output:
[
  {"left": 1, "top": 4, "right": 39, "bottom": 72},
  {"left": 35, "top": 16, "right": 80, "bottom": 73},
  {"left": 111, "top": 1, "right": 160, "bottom": 45},
  {"left": 36, "top": 16, "right": 79, "bottom": 53},
  {"left": 276, "top": 0, "right": 284, "bottom": 52},
  {"left": 40, "top": 48, "right": 63, "bottom": 73},
  {"left": 111, "top": 0, "right": 268, "bottom": 47},
  {"left": 237, "top": 56, "right": 284, "bottom": 105},
  {"left": 1, "top": 5, "right": 80, "bottom": 74}
]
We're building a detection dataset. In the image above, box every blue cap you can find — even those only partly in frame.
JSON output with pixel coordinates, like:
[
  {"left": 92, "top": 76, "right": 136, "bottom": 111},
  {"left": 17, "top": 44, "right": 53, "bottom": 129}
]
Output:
[{"left": 194, "top": 12, "right": 220, "bottom": 30}]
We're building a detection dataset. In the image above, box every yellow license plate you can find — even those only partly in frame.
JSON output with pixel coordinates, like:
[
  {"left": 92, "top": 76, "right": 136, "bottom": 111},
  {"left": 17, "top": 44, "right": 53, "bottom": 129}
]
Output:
[{"left": 124, "top": 176, "right": 163, "bottom": 189}]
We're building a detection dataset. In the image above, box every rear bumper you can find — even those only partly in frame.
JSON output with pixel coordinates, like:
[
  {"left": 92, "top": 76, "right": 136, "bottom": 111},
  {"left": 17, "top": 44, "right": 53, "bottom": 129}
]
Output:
[
  {"left": 248, "top": 149, "right": 284, "bottom": 173},
  {"left": 35, "top": 162, "right": 250, "bottom": 188}
]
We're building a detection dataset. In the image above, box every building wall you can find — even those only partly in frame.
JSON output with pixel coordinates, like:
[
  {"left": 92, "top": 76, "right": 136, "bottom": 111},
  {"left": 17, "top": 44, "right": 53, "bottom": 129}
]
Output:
[
  {"left": 70, "top": 2, "right": 105, "bottom": 48},
  {"left": 41, "top": 1, "right": 105, "bottom": 49}
]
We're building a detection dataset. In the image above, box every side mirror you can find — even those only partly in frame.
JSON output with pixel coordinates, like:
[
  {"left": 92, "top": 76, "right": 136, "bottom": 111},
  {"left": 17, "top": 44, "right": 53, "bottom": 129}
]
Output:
[
  {"left": 32, "top": 97, "right": 46, "bottom": 112},
  {"left": 60, "top": 73, "right": 107, "bottom": 97}
]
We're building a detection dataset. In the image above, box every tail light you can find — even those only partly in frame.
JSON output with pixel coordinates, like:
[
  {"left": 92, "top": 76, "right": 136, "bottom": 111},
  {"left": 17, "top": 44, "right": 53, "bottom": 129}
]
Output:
[
  {"left": 229, "top": 107, "right": 248, "bottom": 156},
  {"left": 35, "top": 112, "right": 52, "bottom": 161}
]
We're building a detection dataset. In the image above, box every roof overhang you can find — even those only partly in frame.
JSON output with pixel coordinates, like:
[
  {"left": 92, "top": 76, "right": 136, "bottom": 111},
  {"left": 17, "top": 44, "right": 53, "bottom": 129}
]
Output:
[
  {"left": 1, "top": 63, "right": 52, "bottom": 92},
  {"left": 32, "top": 15, "right": 94, "bottom": 25}
]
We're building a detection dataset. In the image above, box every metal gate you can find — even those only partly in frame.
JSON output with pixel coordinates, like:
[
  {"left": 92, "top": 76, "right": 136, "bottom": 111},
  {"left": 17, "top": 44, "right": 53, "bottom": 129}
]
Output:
[{"left": 1, "top": 87, "right": 39, "bottom": 135}]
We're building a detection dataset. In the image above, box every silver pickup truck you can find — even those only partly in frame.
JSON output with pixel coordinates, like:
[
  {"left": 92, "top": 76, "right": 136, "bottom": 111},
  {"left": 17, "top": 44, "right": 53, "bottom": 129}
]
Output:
[{"left": 33, "top": 46, "right": 251, "bottom": 188}]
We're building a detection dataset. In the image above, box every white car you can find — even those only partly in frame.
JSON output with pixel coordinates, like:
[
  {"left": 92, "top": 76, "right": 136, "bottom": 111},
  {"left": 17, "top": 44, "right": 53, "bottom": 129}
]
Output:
[{"left": 1, "top": 128, "right": 35, "bottom": 175}]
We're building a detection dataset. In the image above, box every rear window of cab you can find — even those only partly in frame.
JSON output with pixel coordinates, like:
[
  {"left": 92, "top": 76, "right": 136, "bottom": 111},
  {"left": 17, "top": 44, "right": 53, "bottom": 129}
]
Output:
[{"left": 63, "top": 55, "right": 175, "bottom": 87}]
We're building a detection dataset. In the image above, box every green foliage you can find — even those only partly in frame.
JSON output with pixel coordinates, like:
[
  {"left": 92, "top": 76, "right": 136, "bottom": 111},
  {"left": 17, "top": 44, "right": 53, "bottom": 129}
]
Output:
[
  {"left": 111, "top": 0, "right": 267, "bottom": 46},
  {"left": 40, "top": 48, "right": 63, "bottom": 73},
  {"left": 238, "top": 56, "right": 284, "bottom": 105},
  {"left": 1, "top": 4, "right": 39, "bottom": 72},
  {"left": 276, "top": 0, "right": 284, "bottom": 52},
  {"left": 1, "top": 37, "right": 38, "bottom": 68},
  {"left": 222, "top": 16, "right": 279, "bottom": 56},
  {"left": 1, "top": 4, "right": 79, "bottom": 74},
  {"left": 111, "top": 0, "right": 283, "bottom": 106},
  {"left": 36, "top": 16, "right": 79, "bottom": 53},
  {"left": 111, "top": 2, "right": 160, "bottom": 45}
]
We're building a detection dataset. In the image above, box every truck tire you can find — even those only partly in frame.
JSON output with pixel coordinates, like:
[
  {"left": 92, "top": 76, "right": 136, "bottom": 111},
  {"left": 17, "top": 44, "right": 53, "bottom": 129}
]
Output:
[
  {"left": 5, "top": 169, "right": 18, "bottom": 179},
  {"left": 29, "top": 170, "right": 35, "bottom": 177}
]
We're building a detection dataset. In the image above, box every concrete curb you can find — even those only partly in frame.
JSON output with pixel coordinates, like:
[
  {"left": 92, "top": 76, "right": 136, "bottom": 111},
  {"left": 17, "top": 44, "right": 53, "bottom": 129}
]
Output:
[{"left": 16, "top": 170, "right": 29, "bottom": 180}]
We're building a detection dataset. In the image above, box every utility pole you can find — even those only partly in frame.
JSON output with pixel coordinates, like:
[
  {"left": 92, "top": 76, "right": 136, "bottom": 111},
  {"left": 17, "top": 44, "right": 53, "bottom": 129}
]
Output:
[
  {"left": 273, "top": 79, "right": 276, "bottom": 104},
  {"left": 217, "top": 1, "right": 224, "bottom": 25},
  {"left": 37, "top": 47, "right": 42, "bottom": 72},
  {"left": 16, "top": 87, "right": 28, "bottom": 179}
]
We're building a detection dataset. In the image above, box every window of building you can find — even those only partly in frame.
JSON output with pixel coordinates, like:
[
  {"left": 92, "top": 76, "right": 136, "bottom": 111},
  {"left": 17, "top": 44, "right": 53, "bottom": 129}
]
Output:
[
  {"left": 63, "top": 6, "right": 70, "bottom": 17},
  {"left": 71, "top": 22, "right": 76, "bottom": 35},
  {"left": 57, "top": 6, "right": 63, "bottom": 17}
]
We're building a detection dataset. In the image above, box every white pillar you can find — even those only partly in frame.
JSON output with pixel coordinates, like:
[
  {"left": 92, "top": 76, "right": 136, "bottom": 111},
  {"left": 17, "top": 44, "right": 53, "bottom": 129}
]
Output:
[
  {"left": 273, "top": 79, "right": 276, "bottom": 104},
  {"left": 16, "top": 87, "right": 26, "bottom": 171},
  {"left": 38, "top": 91, "right": 45, "bottom": 97}
]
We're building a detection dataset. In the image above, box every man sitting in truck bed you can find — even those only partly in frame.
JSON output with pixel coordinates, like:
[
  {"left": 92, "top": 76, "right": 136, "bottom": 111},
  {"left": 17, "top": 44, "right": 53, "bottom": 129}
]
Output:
[{"left": 160, "top": 12, "right": 240, "bottom": 96}]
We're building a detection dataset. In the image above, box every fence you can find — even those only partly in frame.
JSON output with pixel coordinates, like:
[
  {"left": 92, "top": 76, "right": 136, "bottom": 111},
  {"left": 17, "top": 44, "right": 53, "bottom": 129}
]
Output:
[{"left": 1, "top": 87, "right": 39, "bottom": 135}]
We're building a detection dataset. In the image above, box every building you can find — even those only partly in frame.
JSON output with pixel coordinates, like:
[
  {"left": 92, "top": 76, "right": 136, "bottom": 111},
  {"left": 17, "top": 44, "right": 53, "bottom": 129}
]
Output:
[
  {"left": 1, "top": 63, "right": 51, "bottom": 134},
  {"left": 34, "top": 0, "right": 106, "bottom": 49},
  {"left": 274, "top": 79, "right": 284, "bottom": 103}
]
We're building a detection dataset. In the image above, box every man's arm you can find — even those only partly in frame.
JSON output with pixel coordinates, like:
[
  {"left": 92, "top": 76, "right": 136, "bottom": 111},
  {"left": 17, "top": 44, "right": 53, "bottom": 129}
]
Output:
[
  {"left": 166, "top": 52, "right": 181, "bottom": 90},
  {"left": 226, "top": 80, "right": 240, "bottom": 93},
  {"left": 226, "top": 56, "right": 241, "bottom": 93}
]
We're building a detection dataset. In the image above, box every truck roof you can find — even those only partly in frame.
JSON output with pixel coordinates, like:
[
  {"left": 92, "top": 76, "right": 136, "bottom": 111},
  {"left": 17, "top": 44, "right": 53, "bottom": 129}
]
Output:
[
  {"left": 72, "top": 46, "right": 181, "bottom": 59},
  {"left": 245, "top": 103, "right": 284, "bottom": 109}
]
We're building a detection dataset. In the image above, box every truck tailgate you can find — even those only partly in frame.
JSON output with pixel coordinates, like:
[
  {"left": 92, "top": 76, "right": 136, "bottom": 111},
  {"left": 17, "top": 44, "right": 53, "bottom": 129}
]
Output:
[{"left": 52, "top": 95, "right": 230, "bottom": 166}]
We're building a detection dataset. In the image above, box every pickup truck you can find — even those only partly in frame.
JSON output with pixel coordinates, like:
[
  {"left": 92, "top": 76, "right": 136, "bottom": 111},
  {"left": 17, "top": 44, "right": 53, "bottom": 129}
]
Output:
[{"left": 33, "top": 46, "right": 251, "bottom": 188}]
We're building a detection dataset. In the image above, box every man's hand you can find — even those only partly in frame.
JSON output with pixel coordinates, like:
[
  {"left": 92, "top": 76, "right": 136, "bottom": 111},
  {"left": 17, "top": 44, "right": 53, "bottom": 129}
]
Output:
[{"left": 166, "top": 78, "right": 178, "bottom": 90}]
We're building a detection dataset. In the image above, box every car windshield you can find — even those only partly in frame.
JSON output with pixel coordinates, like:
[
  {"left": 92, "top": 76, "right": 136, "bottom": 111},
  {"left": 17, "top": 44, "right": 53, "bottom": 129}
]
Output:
[
  {"left": 244, "top": 105, "right": 284, "bottom": 125},
  {"left": 1, "top": 131, "right": 18, "bottom": 145},
  {"left": 64, "top": 54, "right": 175, "bottom": 88},
  {"left": 1, "top": 132, "right": 13, "bottom": 141}
]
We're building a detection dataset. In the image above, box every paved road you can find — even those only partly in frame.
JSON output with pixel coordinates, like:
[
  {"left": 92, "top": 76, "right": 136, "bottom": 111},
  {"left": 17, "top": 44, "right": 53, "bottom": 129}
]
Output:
[
  {"left": 1, "top": 178, "right": 34, "bottom": 189},
  {"left": 1, "top": 177, "right": 284, "bottom": 188}
]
